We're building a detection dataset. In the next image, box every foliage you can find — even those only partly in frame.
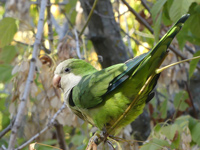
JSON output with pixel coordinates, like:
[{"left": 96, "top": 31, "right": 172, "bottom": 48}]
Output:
[
  {"left": 141, "top": 115, "right": 200, "bottom": 150},
  {"left": 0, "top": 0, "right": 200, "bottom": 149}
]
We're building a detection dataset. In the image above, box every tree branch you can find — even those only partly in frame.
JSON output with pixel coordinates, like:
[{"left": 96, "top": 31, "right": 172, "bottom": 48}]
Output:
[
  {"left": 8, "top": 0, "right": 47, "bottom": 149},
  {"left": 54, "top": 121, "right": 68, "bottom": 150},
  {"left": 15, "top": 103, "right": 67, "bottom": 150},
  {"left": 79, "top": 0, "right": 99, "bottom": 38},
  {"left": 74, "top": 28, "right": 82, "bottom": 59},
  {"left": 121, "top": 0, "right": 153, "bottom": 34},
  {"left": 141, "top": 0, "right": 151, "bottom": 14},
  {"left": 0, "top": 117, "right": 15, "bottom": 139},
  {"left": 185, "top": 81, "right": 197, "bottom": 118},
  {"left": 120, "top": 28, "right": 150, "bottom": 50},
  {"left": 47, "top": 0, "right": 54, "bottom": 53}
]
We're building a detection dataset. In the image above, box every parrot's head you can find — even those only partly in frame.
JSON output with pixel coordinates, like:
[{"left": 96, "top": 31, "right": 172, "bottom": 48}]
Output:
[{"left": 53, "top": 59, "right": 97, "bottom": 93}]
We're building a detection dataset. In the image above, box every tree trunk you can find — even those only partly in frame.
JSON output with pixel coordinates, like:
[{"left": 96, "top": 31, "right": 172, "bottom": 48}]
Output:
[{"left": 79, "top": 0, "right": 129, "bottom": 68}]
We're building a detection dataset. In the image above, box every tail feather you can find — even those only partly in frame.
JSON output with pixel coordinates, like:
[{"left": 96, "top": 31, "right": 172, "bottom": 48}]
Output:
[
  {"left": 137, "top": 14, "right": 190, "bottom": 75},
  {"left": 151, "top": 14, "right": 190, "bottom": 56}
]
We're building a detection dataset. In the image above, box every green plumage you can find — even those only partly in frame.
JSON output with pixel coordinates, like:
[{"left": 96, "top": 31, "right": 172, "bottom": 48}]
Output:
[{"left": 54, "top": 14, "right": 189, "bottom": 135}]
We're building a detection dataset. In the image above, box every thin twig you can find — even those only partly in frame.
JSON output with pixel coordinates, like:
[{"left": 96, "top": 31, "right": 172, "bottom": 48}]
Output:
[
  {"left": 124, "top": 12, "right": 133, "bottom": 57},
  {"left": 47, "top": 0, "right": 54, "bottom": 52},
  {"left": 51, "top": 15, "right": 62, "bottom": 40},
  {"left": 141, "top": 0, "right": 151, "bottom": 14},
  {"left": 31, "top": 1, "right": 68, "bottom": 6},
  {"left": 121, "top": 0, "right": 153, "bottom": 33},
  {"left": 0, "top": 117, "right": 15, "bottom": 139},
  {"left": 59, "top": 6, "right": 73, "bottom": 28},
  {"left": 185, "top": 81, "right": 197, "bottom": 118},
  {"left": 8, "top": 0, "right": 47, "bottom": 149},
  {"left": 120, "top": 28, "right": 150, "bottom": 50},
  {"left": 185, "top": 44, "right": 195, "bottom": 54},
  {"left": 79, "top": 0, "right": 99, "bottom": 38},
  {"left": 14, "top": 39, "right": 50, "bottom": 53},
  {"left": 74, "top": 28, "right": 82, "bottom": 59},
  {"left": 13, "top": 40, "right": 34, "bottom": 47},
  {"left": 0, "top": 124, "right": 12, "bottom": 139},
  {"left": 15, "top": 103, "right": 67, "bottom": 150},
  {"left": 1, "top": 145, "right": 7, "bottom": 150}
]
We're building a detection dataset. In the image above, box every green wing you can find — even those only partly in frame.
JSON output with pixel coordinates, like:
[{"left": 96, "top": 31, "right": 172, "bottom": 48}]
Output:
[
  {"left": 71, "top": 14, "right": 189, "bottom": 109},
  {"left": 72, "top": 63, "right": 126, "bottom": 108},
  {"left": 71, "top": 53, "right": 149, "bottom": 109}
]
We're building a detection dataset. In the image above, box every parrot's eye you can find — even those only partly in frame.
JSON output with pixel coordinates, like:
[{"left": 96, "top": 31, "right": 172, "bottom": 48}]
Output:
[{"left": 64, "top": 68, "right": 70, "bottom": 73}]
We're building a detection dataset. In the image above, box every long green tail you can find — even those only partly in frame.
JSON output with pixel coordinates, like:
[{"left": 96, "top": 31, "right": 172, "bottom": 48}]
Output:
[
  {"left": 137, "top": 14, "right": 190, "bottom": 76},
  {"left": 106, "top": 14, "right": 190, "bottom": 95}
]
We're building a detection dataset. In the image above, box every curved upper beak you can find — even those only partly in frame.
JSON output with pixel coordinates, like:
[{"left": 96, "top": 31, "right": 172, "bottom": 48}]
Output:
[{"left": 53, "top": 74, "right": 61, "bottom": 88}]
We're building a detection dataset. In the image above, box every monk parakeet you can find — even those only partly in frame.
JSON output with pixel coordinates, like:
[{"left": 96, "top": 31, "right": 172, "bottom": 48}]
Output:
[{"left": 53, "top": 14, "right": 189, "bottom": 135}]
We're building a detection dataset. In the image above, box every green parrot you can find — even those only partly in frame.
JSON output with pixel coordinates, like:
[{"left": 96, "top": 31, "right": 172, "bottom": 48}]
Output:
[{"left": 53, "top": 14, "right": 189, "bottom": 135}]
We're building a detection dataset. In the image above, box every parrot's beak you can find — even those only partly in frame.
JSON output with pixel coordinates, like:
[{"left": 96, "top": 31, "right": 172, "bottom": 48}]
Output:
[{"left": 53, "top": 74, "right": 61, "bottom": 88}]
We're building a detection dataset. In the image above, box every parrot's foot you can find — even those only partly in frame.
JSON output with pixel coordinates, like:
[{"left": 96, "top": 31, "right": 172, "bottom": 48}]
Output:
[{"left": 86, "top": 130, "right": 115, "bottom": 150}]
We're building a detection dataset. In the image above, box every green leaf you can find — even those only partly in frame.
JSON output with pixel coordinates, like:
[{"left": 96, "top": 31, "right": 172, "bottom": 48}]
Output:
[
  {"left": 0, "top": 64, "right": 13, "bottom": 82},
  {"left": 188, "top": 116, "right": 198, "bottom": 129},
  {"left": 140, "top": 138, "right": 170, "bottom": 150},
  {"left": 169, "top": 0, "right": 194, "bottom": 22},
  {"left": 0, "top": 45, "right": 17, "bottom": 63},
  {"left": 0, "top": 17, "right": 17, "bottom": 48},
  {"left": 194, "top": 4, "right": 200, "bottom": 13},
  {"left": 173, "top": 90, "right": 189, "bottom": 111},
  {"left": 162, "top": 3, "right": 173, "bottom": 26},
  {"left": 189, "top": 51, "right": 200, "bottom": 78},
  {"left": 151, "top": 0, "right": 167, "bottom": 22},
  {"left": 176, "top": 19, "right": 190, "bottom": 49},
  {"left": 190, "top": 122, "right": 200, "bottom": 146},
  {"left": 175, "top": 115, "right": 190, "bottom": 128},
  {"left": 0, "top": 95, "right": 10, "bottom": 129},
  {"left": 160, "top": 99, "right": 168, "bottom": 119},
  {"left": 189, "top": 13, "right": 200, "bottom": 38},
  {"left": 166, "top": 0, "right": 174, "bottom": 12},
  {"left": 160, "top": 124, "right": 179, "bottom": 140},
  {"left": 71, "top": 135, "right": 85, "bottom": 146},
  {"left": 153, "top": 12, "right": 162, "bottom": 42},
  {"left": 64, "top": 0, "right": 77, "bottom": 24}
]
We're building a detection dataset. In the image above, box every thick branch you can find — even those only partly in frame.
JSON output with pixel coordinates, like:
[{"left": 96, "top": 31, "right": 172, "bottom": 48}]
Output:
[
  {"left": 54, "top": 122, "right": 68, "bottom": 150},
  {"left": 8, "top": 0, "right": 47, "bottom": 149}
]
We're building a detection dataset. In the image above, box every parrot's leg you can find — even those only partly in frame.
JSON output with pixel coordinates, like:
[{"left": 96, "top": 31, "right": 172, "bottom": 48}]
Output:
[
  {"left": 86, "top": 130, "right": 112, "bottom": 150},
  {"left": 86, "top": 131, "right": 104, "bottom": 150},
  {"left": 106, "top": 140, "right": 115, "bottom": 150},
  {"left": 86, "top": 135, "right": 98, "bottom": 150}
]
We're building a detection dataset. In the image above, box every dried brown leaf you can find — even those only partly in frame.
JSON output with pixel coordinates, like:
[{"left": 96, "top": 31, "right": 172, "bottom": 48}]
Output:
[
  {"left": 20, "top": 61, "right": 29, "bottom": 72},
  {"left": 50, "top": 97, "right": 59, "bottom": 108},
  {"left": 29, "top": 143, "right": 36, "bottom": 150},
  {"left": 12, "top": 64, "right": 20, "bottom": 75},
  {"left": 30, "top": 83, "right": 38, "bottom": 97},
  {"left": 9, "top": 102, "right": 16, "bottom": 115}
]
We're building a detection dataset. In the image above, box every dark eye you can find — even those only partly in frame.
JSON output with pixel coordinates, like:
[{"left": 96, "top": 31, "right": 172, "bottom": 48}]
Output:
[{"left": 64, "top": 68, "right": 70, "bottom": 73}]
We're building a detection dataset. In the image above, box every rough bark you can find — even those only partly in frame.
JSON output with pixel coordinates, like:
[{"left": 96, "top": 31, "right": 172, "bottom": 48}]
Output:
[{"left": 79, "top": 0, "right": 129, "bottom": 68}]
